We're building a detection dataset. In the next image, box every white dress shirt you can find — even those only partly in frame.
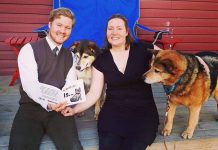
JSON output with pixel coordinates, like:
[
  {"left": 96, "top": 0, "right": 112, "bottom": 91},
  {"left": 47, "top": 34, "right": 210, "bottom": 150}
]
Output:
[{"left": 18, "top": 36, "right": 77, "bottom": 110}]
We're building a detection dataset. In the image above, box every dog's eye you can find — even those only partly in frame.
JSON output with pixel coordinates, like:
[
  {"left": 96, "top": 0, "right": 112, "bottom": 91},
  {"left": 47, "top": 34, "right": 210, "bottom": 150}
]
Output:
[
  {"left": 83, "top": 56, "right": 88, "bottom": 58},
  {"left": 154, "top": 69, "right": 160, "bottom": 73}
]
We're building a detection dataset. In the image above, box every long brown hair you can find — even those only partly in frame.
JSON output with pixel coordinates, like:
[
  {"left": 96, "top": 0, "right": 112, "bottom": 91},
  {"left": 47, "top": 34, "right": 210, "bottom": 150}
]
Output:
[{"left": 104, "top": 14, "right": 134, "bottom": 50}]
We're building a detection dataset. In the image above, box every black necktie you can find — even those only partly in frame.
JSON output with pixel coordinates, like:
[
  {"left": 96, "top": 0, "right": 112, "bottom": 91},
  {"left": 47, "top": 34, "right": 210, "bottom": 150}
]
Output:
[{"left": 53, "top": 47, "right": 58, "bottom": 56}]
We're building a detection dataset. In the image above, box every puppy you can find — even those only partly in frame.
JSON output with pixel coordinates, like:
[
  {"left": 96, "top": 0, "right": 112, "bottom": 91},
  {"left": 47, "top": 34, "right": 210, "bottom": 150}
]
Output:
[
  {"left": 143, "top": 49, "right": 218, "bottom": 139},
  {"left": 71, "top": 40, "right": 105, "bottom": 119}
]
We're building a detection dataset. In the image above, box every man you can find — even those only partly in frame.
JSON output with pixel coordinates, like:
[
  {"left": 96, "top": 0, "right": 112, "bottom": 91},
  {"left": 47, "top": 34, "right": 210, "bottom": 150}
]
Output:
[{"left": 9, "top": 8, "right": 83, "bottom": 150}]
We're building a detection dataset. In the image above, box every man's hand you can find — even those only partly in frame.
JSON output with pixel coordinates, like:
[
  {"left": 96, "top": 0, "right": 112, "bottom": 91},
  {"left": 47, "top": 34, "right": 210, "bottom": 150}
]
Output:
[
  {"left": 47, "top": 101, "right": 67, "bottom": 112},
  {"left": 61, "top": 106, "right": 76, "bottom": 116}
]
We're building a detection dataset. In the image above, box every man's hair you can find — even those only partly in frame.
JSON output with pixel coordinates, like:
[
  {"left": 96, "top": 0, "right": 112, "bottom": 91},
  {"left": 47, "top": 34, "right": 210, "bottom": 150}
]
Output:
[
  {"left": 104, "top": 14, "right": 134, "bottom": 50},
  {"left": 49, "top": 7, "right": 75, "bottom": 27}
]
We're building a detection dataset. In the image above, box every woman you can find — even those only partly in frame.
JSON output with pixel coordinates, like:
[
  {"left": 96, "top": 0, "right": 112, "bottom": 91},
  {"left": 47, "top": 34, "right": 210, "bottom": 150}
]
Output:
[{"left": 62, "top": 14, "right": 159, "bottom": 150}]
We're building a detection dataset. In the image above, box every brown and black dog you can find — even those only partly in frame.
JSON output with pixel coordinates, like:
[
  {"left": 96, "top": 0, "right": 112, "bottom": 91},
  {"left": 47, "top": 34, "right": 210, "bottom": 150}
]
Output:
[
  {"left": 71, "top": 40, "right": 105, "bottom": 119},
  {"left": 143, "top": 49, "right": 218, "bottom": 139}
]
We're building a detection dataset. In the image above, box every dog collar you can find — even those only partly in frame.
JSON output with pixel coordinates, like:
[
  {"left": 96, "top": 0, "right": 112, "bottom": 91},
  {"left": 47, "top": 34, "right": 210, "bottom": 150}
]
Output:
[{"left": 163, "top": 77, "right": 184, "bottom": 95}]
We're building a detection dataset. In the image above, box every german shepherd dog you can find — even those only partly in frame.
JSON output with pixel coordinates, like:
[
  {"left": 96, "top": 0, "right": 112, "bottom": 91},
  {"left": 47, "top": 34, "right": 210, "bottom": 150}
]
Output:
[
  {"left": 71, "top": 40, "right": 105, "bottom": 119},
  {"left": 143, "top": 49, "right": 218, "bottom": 139}
]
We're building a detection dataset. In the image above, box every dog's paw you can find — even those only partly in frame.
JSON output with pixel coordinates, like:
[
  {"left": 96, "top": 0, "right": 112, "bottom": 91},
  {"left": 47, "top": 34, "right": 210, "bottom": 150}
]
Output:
[
  {"left": 181, "top": 130, "right": 193, "bottom": 139},
  {"left": 162, "top": 128, "right": 172, "bottom": 136}
]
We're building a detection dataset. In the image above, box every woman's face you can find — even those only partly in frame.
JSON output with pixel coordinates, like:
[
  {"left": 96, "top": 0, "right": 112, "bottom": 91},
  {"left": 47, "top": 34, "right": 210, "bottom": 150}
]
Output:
[{"left": 106, "top": 18, "right": 128, "bottom": 48}]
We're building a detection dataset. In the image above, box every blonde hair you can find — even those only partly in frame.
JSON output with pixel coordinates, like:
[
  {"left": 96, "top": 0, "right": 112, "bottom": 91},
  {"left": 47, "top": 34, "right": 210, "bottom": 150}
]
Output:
[{"left": 49, "top": 7, "right": 75, "bottom": 27}]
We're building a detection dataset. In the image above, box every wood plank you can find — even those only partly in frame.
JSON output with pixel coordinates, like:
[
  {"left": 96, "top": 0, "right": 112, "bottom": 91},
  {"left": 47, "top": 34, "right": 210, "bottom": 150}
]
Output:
[
  {"left": 171, "top": 27, "right": 218, "bottom": 35},
  {"left": 147, "top": 138, "right": 218, "bottom": 150},
  {"left": 0, "top": 32, "right": 38, "bottom": 42},
  {"left": 0, "top": 60, "right": 17, "bottom": 68},
  {"left": 0, "top": 68, "right": 16, "bottom": 76},
  {"left": 137, "top": 34, "right": 218, "bottom": 43},
  {"left": 0, "top": 43, "right": 11, "bottom": 51},
  {"left": 0, "top": 23, "right": 46, "bottom": 32},
  {"left": 173, "top": 0, "right": 218, "bottom": 3},
  {"left": 138, "top": 18, "right": 218, "bottom": 27},
  {"left": 0, "top": 14, "right": 49, "bottom": 24},
  {"left": 172, "top": 1, "right": 218, "bottom": 10},
  {"left": 1, "top": 76, "right": 218, "bottom": 149},
  {"left": 140, "top": 9, "right": 218, "bottom": 19},
  {"left": 171, "top": 43, "right": 218, "bottom": 51},
  {"left": 140, "top": 0, "right": 171, "bottom": 9},
  {"left": 0, "top": 4, "right": 52, "bottom": 14},
  {"left": 0, "top": 0, "right": 52, "bottom": 5},
  {"left": 171, "top": 35, "right": 218, "bottom": 43},
  {"left": 0, "top": 51, "right": 17, "bottom": 60},
  {"left": 137, "top": 26, "right": 218, "bottom": 34}
]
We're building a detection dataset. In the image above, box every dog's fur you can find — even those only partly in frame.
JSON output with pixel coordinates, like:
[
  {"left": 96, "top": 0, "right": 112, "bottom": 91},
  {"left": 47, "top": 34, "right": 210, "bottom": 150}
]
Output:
[
  {"left": 143, "top": 49, "right": 218, "bottom": 139},
  {"left": 71, "top": 40, "right": 105, "bottom": 119}
]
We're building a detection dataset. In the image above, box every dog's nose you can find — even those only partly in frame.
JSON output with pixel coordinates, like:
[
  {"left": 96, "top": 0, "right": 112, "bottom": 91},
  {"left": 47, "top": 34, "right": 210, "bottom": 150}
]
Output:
[{"left": 76, "top": 66, "right": 81, "bottom": 70}]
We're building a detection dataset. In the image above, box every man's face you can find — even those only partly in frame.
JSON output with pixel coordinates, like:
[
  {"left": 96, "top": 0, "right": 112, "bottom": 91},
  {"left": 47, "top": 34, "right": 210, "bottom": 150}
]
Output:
[{"left": 48, "top": 15, "right": 73, "bottom": 45}]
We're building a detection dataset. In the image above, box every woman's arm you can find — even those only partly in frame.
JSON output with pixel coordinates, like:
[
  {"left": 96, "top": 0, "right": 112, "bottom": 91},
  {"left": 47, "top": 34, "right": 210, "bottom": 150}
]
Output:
[{"left": 62, "top": 66, "right": 104, "bottom": 116}]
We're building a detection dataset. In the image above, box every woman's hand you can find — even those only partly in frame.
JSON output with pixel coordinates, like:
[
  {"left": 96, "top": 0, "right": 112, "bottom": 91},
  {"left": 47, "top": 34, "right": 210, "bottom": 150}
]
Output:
[
  {"left": 61, "top": 106, "right": 76, "bottom": 116},
  {"left": 47, "top": 101, "right": 67, "bottom": 112}
]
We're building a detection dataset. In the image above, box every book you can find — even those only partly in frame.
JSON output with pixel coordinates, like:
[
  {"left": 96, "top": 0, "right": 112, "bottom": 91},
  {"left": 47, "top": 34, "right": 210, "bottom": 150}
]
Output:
[{"left": 38, "top": 79, "right": 86, "bottom": 105}]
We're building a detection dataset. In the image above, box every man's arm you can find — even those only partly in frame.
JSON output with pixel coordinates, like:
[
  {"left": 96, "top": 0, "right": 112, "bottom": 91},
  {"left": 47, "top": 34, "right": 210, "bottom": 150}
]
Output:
[
  {"left": 18, "top": 43, "right": 49, "bottom": 110},
  {"left": 62, "top": 52, "right": 77, "bottom": 90}
]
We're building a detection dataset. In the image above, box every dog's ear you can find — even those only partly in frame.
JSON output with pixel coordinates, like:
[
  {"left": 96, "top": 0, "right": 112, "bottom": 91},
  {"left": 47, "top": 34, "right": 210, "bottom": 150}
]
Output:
[
  {"left": 70, "top": 41, "right": 80, "bottom": 53},
  {"left": 88, "top": 42, "right": 102, "bottom": 56},
  {"left": 148, "top": 48, "right": 161, "bottom": 56},
  {"left": 161, "top": 59, "right": 175, "bottom": 75}
]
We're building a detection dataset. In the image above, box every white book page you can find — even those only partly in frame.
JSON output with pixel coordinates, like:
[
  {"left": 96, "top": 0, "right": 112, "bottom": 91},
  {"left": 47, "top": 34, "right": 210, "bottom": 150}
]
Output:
[{"left": 39, "top": 79, "right": 86, "bottom": 105}]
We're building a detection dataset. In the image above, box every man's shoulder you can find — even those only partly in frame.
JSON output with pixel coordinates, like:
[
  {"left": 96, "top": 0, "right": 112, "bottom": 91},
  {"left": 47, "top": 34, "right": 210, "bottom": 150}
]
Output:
[{"left": 30, "top": 38, "right": 45, "bottom": 47}]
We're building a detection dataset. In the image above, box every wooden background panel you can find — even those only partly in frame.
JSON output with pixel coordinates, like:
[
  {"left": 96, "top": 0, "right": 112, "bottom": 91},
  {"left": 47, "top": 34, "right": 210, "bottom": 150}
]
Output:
[
  {"left": 0, "top": 51, "right": 17, "bottom": 60},
  {"left": 172, "top": 1, "right": 218, "bottom": 10},
  {"left": 137, "top": 34, "right": 218, "bottom": 43},
  {"left": 170, "top": 27, "right": 218, "bottom": 35},
  {"left": 138, "top": 18, "right": 218, "bottom": 27},
  {"left": 0, "top": 4, "right": 52, "bottom": 14},
  {"left": 0, "top": 23, "right": 47, "bottom": 32},
  {"left": 0, "top": 14, "right": 49, "bottom": 24},
  {"left": 139, "top": 0, "right": 218, "bottom": 52},
  {"left": 140, "top": 9, "right": 218, "bottom": 19},
  {"left": 170, "top": 35, "right": 218, "bottom": 43},
  {"left": 0, "top": 0, "right": 52, "bottom": 5},
  {"left": 173, "top": 43, "right": 218, "bottom": 51},
  {"left": 0, "top": 68, "right": 16, "bottom": 75},
  {"left": 0, "top": 0, "right": 52, "bottom": 76},
  {"left": 0, "top": 43, "right": 11, "bottom": 51},
  {"left": 137, "top": 26, "right": 218, "bottom": 35},
  {"left": 1, "top": 60, "right": 17, "bottom": 68},
  {"left": 0, "top": 32, "right": 38, "bottom": 42},
  {"left": 172, "top": 0, "right": 218, "bottom": 3},
  {"left": 140, "top": 0, "right": 172, "bottom": 9}
]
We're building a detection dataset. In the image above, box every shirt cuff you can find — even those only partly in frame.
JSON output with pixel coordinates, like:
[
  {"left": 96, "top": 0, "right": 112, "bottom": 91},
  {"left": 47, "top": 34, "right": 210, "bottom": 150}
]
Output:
[{"left": 40, "top": 100, "right": 52, "bottom": 112}]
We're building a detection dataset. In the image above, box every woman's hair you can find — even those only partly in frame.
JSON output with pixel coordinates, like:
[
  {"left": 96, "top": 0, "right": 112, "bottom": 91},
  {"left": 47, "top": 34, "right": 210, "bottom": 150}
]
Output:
[
  {"left": 104, "top": 14, "right": 134, "bottom": 50},
  {"left": 49, "top": 7, "right": 75, "bottom": 27}
]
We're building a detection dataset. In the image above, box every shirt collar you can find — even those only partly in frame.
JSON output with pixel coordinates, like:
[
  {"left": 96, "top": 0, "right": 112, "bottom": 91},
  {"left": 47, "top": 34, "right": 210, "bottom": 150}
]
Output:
[{"left": 46, "top": 36, "right": 62, "bottom": 53}]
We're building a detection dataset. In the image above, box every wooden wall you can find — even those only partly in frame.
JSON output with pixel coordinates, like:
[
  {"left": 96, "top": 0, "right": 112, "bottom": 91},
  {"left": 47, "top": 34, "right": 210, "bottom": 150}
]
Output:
[
  {"left": 0, "top": 0, "right": 52, "bottom": 75},
  {"left": 137, "top": 0, "right": 218, "bottom": 52},
  {"left": 1, "top": 0, "right": 218, "bottom": 75}
]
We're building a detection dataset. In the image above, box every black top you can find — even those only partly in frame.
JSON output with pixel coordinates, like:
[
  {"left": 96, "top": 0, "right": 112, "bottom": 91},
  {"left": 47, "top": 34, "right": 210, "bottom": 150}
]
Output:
[{"left": 93, "top": 41, "right": 159, "bottom": 144}]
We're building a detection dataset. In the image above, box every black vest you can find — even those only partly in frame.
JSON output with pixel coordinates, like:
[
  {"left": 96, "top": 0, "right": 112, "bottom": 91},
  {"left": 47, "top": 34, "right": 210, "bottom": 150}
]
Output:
[{"left": 19, "top": 38, "right": 73, "bottom": 104}]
